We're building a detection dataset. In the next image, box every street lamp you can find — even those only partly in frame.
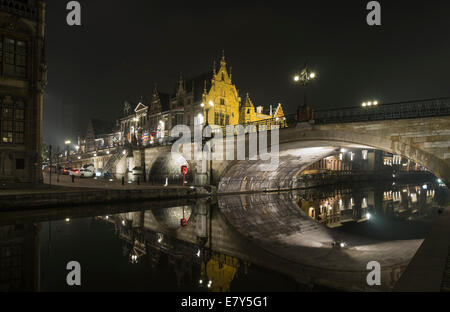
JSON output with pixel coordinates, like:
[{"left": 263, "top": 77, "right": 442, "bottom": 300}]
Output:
[
  {"left": 202, "top": 101, "right": 214, "bottom": 126},
  {"left": 361, "top": 100, "right": 379, "bottom": 108},
  {"left": 293, "top": 65, "right": 317, "bottom": 87},
  {"left": 201, "top": 101, "right": 215, "bottom": 185},
  {"left": 293, "top": 64, "right": 317, "bottom": 120},
  {"left": 65, "top": 139, "right": 72, "bottom": 161}
]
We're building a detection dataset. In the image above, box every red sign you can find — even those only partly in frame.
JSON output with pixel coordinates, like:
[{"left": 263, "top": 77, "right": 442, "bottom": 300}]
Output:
[{"left": 181, "top": 165, "right": 188, "bottom": 174}]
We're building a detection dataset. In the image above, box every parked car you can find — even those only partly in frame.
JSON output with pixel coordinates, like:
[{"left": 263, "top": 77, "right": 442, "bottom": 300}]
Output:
[
  {"left": 69, "top": 168, "right": 81, "bottom": 176},
  {"left": 79, "top": 169, "right": 95, "bottom": 178},
  {"left": 70, "top": 168, "right": 94, "bottom": 178},
  {"left": 83, "top": 164, "right": 95, "bottom": 171},
  {"left": 131, "top": 167, "right": 143, "bottom": 176},
  {"left": 61, "top": 167, "right": 72, "bottom": 175}
]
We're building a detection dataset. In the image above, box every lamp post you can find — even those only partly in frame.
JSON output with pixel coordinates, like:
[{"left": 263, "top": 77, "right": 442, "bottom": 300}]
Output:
[
  {"left": 201, "top": 101, "right": 214, "bottom": 185},
  {"left": 361, "top": 100, "right": 379, "bottom": 108},
  {"left": 201, "top": 101, "right": 214, "bottom": 126},
  {"left": 293, "top": 64, "right": 317, "bottom": 120},
  {"left": 64, "top": 139, "right": 71, "bottom": 164},
  {"left": 132, "top": 117, "right": 139, "bottom": 146}
]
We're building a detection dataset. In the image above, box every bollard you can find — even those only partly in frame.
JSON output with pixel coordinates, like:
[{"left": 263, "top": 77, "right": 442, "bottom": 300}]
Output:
[
  {"left": 71, "top": 175, "right": 75, "bottom": 183},
  {"left": 122, "top": 176, "right": 125, "bottom": 186}
]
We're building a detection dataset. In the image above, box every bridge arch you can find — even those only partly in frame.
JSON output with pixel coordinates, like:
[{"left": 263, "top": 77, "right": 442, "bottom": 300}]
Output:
[{"left": 218, "top": 123, "right": 450, "bottom": 193}]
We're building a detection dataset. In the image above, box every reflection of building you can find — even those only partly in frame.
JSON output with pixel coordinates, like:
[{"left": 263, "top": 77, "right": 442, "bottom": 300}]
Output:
[
  {"left": 204, "top": 252, "right": 240, "bottom": 292},
  {"left": 97, "top": 207, "right": 244, "bottom": 292},
  {"left": 0, "top": 223, "right": 40, "bottom": 291},
  {"left": 299, "top": 183, "right": 438, "bottom": 228},
  {"left": 305, "top": 148, "right": 429, "bottom": 174},
  {"left": 0, "top": 0, "right": 47, "bottom": 185}
]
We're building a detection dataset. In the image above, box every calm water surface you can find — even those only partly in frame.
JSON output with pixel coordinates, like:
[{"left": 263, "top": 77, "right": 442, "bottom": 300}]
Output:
[{"left": 1, "top": 180, "right": 448, "bottom": 291}]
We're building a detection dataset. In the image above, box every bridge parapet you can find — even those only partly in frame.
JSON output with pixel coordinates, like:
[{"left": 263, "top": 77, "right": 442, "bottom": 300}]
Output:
[{"left": 314, "top": 97, "right": 450, "bottom": 124}]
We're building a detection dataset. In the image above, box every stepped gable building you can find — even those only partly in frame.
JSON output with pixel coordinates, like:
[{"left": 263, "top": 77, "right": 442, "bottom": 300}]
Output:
[
  {"left": 0, "top": 0, "right": 47, "bottom": 185},
  {"left": 80, "top": 118, "right": 118, "bottom": 153},
  {"left": 79, "top": 53, "right": 285, "bottom": 149}
]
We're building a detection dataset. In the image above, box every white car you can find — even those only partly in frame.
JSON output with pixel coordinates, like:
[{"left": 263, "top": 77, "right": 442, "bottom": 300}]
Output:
[
  {"left": 70, "top": 168, "right": 94, "bottom": 178},
  {"left": 79, "top": 168, "right": 95, "bottom": 178}
]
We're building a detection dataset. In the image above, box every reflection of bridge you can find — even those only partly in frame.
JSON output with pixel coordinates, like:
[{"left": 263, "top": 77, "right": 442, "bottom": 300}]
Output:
[{"left": 1, "top": 184, "right": 443, "bottom": 291}]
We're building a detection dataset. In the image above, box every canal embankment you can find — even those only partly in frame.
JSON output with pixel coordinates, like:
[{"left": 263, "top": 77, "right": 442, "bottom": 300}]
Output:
[{"left": 0, "top": 173, "right": 211, "bottom": 211}]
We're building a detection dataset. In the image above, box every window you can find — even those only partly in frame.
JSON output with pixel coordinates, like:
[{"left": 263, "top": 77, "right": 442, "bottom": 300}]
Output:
[
  {"left": 2, "top": 37, "right": 27, "bottom": 78},
  {"left": 0, "top": 97, "right": 25, "bottom": 145},
  {"left": 16, "top": 158, "right": 25, "bottom": 170},
  {"left": 220, "top": 98, "right": 225, "bottom": 105}
]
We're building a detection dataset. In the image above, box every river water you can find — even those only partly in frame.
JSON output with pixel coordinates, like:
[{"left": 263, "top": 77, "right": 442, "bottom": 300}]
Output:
[{"left": 0, "top": 181, "right": 448, "bottom": 292}]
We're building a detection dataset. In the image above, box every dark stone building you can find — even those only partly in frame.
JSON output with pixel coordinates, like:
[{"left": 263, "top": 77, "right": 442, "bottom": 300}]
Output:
[{"left": 0, "top": 0, "right": 46, "bottom": 186}]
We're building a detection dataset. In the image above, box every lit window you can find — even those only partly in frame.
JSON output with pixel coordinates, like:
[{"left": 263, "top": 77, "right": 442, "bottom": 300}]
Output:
[{"left": 0, "top": 97, "right": 26, "bottom": 145}]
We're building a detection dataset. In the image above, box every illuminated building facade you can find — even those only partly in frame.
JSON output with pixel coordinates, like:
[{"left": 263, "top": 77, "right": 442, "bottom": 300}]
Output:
[
  {"left": 0, "top": 0, "right": 46, "bottom": 185},
  {"left": 78, "top": 53, "right": 285, "bottom": 149}
]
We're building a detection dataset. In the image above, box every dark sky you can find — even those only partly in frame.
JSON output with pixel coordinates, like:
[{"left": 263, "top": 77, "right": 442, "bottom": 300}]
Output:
[{"left": 43, "top": 0, "right": 450, "bottom": 147}]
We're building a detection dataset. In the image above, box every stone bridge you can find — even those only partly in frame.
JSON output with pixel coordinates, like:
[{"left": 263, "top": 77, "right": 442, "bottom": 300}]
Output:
[
  {"left": 72, "top": 98, "right": 450, "bottom": 191},
  {"left": 127, "top": 115, "right": 449, "bottom": 192},
  {"left": 217, "top": 115, "right": 450, "bottom": 192}
]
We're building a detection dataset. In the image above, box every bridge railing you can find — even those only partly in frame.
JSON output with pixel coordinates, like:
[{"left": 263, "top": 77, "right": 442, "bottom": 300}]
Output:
[{"left": 314, "top": 97, "right": 450, "bottom": 124}]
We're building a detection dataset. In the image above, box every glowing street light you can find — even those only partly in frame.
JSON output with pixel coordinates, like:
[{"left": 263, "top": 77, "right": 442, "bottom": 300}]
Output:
[
  {"left": 64, "top": 140, "right": 71, "bottom": 145},
  {"left": 293, "top": 64, "right": 317, "bottom": 118},
  {"left": 292, "top": 66, "right": 316, "bottom": 86},
  {"left": 361, "top": 99, "right": 379, "bottom": 108}
]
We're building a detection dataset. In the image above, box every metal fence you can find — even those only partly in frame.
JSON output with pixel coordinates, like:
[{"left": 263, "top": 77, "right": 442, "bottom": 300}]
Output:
[{"left": 314, "top": 97, "right": 450, "bottom": 124}]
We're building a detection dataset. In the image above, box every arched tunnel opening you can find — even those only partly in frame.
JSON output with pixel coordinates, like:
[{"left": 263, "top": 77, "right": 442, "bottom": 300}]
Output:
[
  {"left": 148, "top": 153, "right": 193, "bottom": 186},
  {"left": 218, "top": 140, "right": 447, "bottom": 193}
]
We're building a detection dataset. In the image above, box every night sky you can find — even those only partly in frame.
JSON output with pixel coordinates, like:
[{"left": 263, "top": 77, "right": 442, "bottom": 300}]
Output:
[{"left": 43, "top": 0, "right": 450, "bottom": 148}]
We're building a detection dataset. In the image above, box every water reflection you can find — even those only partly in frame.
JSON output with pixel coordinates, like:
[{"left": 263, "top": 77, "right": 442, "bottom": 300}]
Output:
[
  {"left": 217, "top": 182, "right": 449, "bottom": 291},
  {"left": 0, "top": 181, "right": 448, "bottom": 292},
  {"left": 95, "top": 204, "right": 254, "bottom": 292},
  {"left": 298, "top": 182, "right": 442, "bottom": 228}
]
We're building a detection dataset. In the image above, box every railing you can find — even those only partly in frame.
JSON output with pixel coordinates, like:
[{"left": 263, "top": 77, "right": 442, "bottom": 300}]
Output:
[
  {"left": 314, "top": 97, "right": 450, "bottom": 124},
  {"left": 101, "top": 146, "right": 126, "bottom": 176}
]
